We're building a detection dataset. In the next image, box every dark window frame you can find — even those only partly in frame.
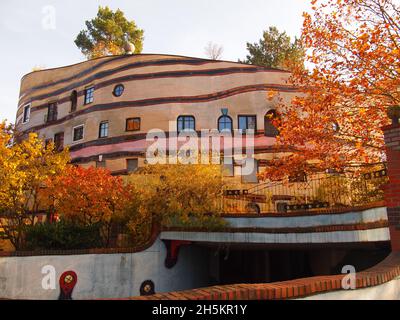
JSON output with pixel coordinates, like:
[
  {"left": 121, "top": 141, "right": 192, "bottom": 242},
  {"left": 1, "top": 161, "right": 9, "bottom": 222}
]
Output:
[
  {"left": 238, "top": 115, "right": 257, "bottom": 134},
  {"left": 84, "top": 86, "right": 95, "bottom": 105},
  {"left": 96, "top": 160, "right": 106, "bottom": 168},
  {"left": 70, "top": 90, "right": 78, "bottom": 113},
  {"left": 264, "top": 110, "right": 279, "bottom": 137},
  {"left": 22, "top": 104, "right": 31, "bottom": 123},
  {"left": 177, "top": 115, "right": 196, "bottom": 133},
  {"left": 126, "top": 118, "right": 141, "bottom": 132},
  {"left": 218, "top": 115, "right": 233, "bottom": 132},
  {"left": 127, "top": 158, "right": 139, "bottom": 173},
  {"left": 98, "top": 121, "right": 109, "bottom": 138},
  {"left": 72, "top": 125, "right": 84, "bottom": 142},
  {"left": 113, "top": 84, "right": 125, "bottom": 97},
  {"left": 47, "top": 102, "right": 58, "bottom": 123},
  {"left": 53, "top": 132, "right": 64, "bottom": 152}
]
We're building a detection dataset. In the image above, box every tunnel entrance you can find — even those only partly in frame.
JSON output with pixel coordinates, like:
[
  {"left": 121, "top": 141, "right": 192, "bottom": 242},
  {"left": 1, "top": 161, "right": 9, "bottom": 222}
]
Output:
[{"left": 206, "top": 243, "right": 391, "bottom": 286}]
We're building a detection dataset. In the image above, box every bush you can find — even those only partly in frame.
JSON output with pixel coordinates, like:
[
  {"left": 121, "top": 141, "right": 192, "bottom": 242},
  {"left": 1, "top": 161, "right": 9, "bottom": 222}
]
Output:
[{"left": 23, "top": 221, "right": 103, "bottom": 251}]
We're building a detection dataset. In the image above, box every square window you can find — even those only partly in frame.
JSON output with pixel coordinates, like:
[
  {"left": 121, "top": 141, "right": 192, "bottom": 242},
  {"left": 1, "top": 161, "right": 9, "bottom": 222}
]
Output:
[
  {"left": 84, "top": 87, "right": 94, "bottom": 105},
  {"left": 73, "top": 125, "right": 84, "bottom": 142},
  {"left": 127, "top": 159, "right": 139, "bottom": 173},
  {"left": 96, "top": 160, "right": 106, "bottom": 168},
  {"left": 177, "top": 116, "right": 195, "bottom": 133},
  {"left": 126, "top": 118, "right": 141, "bottom": 131},
  {"left": 23, "top": 104, "right": 31, "bottom": 123},
  {"left": 238, "top": 115, "right": 257, "bottom": 134}
]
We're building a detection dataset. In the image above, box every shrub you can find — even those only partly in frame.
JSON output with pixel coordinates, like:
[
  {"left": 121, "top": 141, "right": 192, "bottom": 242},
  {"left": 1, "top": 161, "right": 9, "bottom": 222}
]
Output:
[{"left": 23, "top": 221, "right": 103, "bottom": 251}]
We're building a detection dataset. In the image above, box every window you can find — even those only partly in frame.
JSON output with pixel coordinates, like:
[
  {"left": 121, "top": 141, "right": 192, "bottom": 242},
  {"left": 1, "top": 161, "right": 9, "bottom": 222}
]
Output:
[
  {"left": 242, "top": 158, "right": 259, "bottom": 184},
  {"left": 23, "top": 104, "right": 31, "bottom": 123},
  {"left": 113, "top": 84, "right": 125, "bottom": 97},
  {"left": 96, "top": 160, "right": 106, "bottom": 168},
  {"left": 221, "top": 158, "right": 234, "bottom": 177},
  {"left": 218, "top": 115, "right": 233, "bottom": 132},
  {"left": 177, "top": 116, "right": 195, "bottom": 133},
  {"left": 126, "top": 118, "right": 141, "bottom": 131},
  {"left": 44, "top": 138, "right": 53, "bottom": 149},
  {"left": 54, "top": 132, "right": 64, "bottom": 152},
  {"left": 84, "top": 87, "right": 94, "bottom": 105},
  {"left": 73, "top": 125, "right": 84, "bottom": 142},
  {"left": 238, "top": 115, "right": 257, "bottom": 134},
  {"left": 264, "top": 110, "right": 279, "bottom": 137},
  {"left": 70, "top": 90, "right": 78, "bottom": 112},
  {"left": 99, "top": 121, "right": 109, "bottom": 138},
  {"left": 47, "top": 103, "right": 58, "bottom": 122},
  {"left": 127, "top": 159, "right": 139, "bottom": 173}
]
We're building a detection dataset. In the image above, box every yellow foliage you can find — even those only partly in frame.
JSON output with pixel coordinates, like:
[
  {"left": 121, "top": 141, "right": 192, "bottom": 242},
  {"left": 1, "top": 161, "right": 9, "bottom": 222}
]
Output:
[
  {"left": 0, "top": 122, "right": 70, "bottom": 249},
  {"left": 126, "top": 163, "right": 226, "bottom": 235}
]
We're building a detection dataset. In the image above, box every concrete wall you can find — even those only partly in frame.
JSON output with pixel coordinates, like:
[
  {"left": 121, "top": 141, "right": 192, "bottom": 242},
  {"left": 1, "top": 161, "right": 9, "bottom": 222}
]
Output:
[
  {"left": 162, "top": 207, "right": 390, "bottom": 245},
  {"left": 0, "top": 238, "right": 210, "bottom": 300},
  {"left": 298, "top": 277, "right": 400, "bottom": 300}
]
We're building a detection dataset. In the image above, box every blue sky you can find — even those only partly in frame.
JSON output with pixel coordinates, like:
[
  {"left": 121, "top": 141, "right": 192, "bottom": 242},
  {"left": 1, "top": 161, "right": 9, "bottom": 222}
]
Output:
[{"left": 0, "top": 0, "right": 310, "bottom": 122}]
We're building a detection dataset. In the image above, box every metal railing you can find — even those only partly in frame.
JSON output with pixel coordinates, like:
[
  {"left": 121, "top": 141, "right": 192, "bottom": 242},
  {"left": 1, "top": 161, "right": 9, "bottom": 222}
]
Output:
[{"left": 221, "top": 166, "right": 388, "bottom": 214}]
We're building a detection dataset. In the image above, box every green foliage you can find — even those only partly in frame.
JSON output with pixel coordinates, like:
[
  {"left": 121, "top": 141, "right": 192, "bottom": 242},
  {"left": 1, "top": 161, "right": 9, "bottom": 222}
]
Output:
[
  {"left": 23, "top": 221, "right": 103, "bottom": 251},
  {"left": 165, "top": 215, "right": 229, "bottom": 231},
  {"left": 240, "top": 26, "right": 304, "bottom": 70},
  {"left": 75, "top": 6, "right": 144, "bottom": 59}
]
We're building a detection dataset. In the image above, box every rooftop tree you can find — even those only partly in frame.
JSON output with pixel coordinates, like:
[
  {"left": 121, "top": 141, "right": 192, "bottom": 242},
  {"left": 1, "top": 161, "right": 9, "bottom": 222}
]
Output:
[
  {"left": 75, "top": 6, "right": 144, "bottom": 59},
  {"left": 241, "top": 26, "right": 304, "bottom": 70}
]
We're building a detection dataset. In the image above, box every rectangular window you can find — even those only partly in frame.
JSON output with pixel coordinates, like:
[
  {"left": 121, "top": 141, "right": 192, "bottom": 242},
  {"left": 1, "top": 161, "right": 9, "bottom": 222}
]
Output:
[
  {"left": 238, "top": 115, "right": 257, "bottom": 134},
  {"left": 177, "top": 116, "right": 195, "bottom": 133},
  {"left": 53, "top": 132, "right": 64, "bottom": 152},
  {"left": 96, "top": 160, "right": 106, "bottom": 168},
  {"left": 73, "top": 125, "right": 84, "bottom": 142},
  {"left": 23, "top": 104, "right": 31, "bottom": 123},
  {"left": 241, "top": 158, "right": 259, "bottom": 184},
  {"left": 47, "top": 103, "right": 58, "bottom": 122},
  {"left": 126, "top": 118, "right": 141, "bottom": 131},
  {"left": 44, "top": 138, "right": 53, "bottom": 149},
  {"left": 127, "top": 159, "right": 139, "bottom": 173},
  {"left": 221, "top": 158, "right": 234, "bottom": 177},
  {"left": 84, "top": 87, "right": 94, "bottom": 105},
  {"left": 99, "top": 121, "right": 109, "bottom": 138}
]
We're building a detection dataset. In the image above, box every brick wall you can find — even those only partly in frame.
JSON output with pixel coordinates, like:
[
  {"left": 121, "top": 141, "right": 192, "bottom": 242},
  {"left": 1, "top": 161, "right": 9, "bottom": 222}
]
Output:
[
  {"left": 383, "top": 123, "right": 400, "bottom": 251},
  {"left": 133, "top": 252, "right": 400, "bottom": 300}
]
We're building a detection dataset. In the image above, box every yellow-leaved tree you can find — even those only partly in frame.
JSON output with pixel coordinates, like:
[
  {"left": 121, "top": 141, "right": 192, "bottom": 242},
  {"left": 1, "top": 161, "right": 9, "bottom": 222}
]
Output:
[
  {"left": 0, "top": 123, "right": 69, "bottom": 249},
  {"left": 126, "top": 164, "right": 226, "bottom": 245}
]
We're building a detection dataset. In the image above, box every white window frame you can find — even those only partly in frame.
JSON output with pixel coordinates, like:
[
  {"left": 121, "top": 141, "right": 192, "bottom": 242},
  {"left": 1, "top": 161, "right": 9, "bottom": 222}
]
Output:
[
  {"left": 72, "top": 124, "right": 85, "bottom": 143},
  {"left": 22, "top": 104, "right": 31, "bottom": 124}
]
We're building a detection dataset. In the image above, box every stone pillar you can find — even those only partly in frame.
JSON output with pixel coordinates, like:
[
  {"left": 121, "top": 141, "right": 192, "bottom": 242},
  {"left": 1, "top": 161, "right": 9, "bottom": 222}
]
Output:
[{"left": 383, "top": 122, "right": 400, "bottom": 251}]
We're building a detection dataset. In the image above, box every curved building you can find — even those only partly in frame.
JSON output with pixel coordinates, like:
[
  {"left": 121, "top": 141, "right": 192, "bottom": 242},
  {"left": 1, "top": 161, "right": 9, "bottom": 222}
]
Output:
[{"left": 16, "top": 54, "right": 297, "bottom": 179}]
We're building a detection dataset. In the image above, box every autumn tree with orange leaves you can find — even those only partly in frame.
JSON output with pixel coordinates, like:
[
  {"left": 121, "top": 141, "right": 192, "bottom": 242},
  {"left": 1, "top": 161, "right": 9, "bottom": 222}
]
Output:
[
  {"left": 261, "top": 0, "right": 400, "bottom": 180},
  {"left": 43, "top": 166, "right": 132, "bottom": 246}
]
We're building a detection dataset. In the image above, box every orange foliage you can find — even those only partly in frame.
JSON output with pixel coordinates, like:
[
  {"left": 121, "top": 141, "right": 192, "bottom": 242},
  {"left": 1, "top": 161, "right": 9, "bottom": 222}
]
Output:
[
  {"left": 43, "top": 165, "right": 131, "bottom": 226},
  {"left": 261, "top": 0, "right": 398, "bottom": 180}
]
